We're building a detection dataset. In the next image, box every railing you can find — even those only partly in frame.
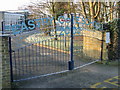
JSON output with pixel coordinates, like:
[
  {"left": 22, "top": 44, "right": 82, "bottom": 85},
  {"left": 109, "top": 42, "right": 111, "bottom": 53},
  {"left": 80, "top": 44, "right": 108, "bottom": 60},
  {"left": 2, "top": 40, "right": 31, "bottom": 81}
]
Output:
[
  {"left": 8, "top": 14, "right": 103, "bottom": 82},
  {"left": 11, "top": 35, "right": 71, "bottom": 81}
]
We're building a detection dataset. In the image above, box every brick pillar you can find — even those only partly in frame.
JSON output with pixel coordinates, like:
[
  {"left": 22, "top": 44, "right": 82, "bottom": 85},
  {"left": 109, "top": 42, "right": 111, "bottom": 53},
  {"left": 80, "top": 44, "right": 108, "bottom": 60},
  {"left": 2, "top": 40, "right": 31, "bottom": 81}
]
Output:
[{"left": 0, "top": 35, "right": 11, "bottom": 89}]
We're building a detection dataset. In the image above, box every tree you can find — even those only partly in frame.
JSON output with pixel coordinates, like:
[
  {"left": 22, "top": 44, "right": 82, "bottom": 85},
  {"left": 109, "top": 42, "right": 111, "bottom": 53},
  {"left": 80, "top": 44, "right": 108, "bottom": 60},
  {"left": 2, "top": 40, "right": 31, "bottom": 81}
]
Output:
[
  {"left": 75, "top": 0, "right": 119, "bottom": 23},
  {"left": 23, "top": 1, "right": 71, "bottom": 38}
]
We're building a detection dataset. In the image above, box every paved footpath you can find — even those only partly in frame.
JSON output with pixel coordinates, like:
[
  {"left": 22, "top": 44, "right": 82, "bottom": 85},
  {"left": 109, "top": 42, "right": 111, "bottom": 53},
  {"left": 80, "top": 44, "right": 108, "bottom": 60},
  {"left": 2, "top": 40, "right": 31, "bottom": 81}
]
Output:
[{"left": 15, "top": 62, "right": 119, "bottom": 89}]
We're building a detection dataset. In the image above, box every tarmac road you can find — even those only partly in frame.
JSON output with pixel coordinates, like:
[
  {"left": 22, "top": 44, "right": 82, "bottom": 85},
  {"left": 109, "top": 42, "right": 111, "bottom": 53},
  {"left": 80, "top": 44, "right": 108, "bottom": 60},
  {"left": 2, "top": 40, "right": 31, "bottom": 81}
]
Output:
[
  {"left": 15, "top": 61, "right": 119, "bottom": 89},
  {"left": 11, "top": 31, "right": 119, "bottom": 89}
]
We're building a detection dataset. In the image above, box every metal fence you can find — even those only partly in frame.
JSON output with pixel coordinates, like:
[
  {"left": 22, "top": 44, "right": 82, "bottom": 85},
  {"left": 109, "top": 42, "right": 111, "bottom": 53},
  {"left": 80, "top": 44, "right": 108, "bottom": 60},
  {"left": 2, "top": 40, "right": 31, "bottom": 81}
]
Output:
[
  {"left": 5, "top": 14, "right": 103, "bottom": 82},
  {"left": 11, "top": 35, "right": 71, "bottom": 81}
]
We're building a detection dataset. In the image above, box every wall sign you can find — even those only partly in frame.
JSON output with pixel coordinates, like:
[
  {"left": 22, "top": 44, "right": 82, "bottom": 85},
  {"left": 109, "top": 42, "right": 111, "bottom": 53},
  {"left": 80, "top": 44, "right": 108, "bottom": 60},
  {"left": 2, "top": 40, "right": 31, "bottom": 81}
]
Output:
[{"left": 106, "top": 32, "right": 110, "bottom": 43}]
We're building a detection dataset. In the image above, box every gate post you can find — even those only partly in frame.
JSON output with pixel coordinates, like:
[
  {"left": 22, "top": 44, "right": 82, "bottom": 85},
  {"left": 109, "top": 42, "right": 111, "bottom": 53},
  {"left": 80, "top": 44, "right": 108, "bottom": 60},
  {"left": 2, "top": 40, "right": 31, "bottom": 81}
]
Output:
[
  {"left": 0, "top": 34, "right": 12, "bottom": 89},
  {"left": 100, "top": 31, "right": 104, "bottom": 61},
  {"left": 68, "top": 14, "right": 74, "bottom": 70},
  {"left": 1, "top": 21, "right": 4, "bottom": 34}
]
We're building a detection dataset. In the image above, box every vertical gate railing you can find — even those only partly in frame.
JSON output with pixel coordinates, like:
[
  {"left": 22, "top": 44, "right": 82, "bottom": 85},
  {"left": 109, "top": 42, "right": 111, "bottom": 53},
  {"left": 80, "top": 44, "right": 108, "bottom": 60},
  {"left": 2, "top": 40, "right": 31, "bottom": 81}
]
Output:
[
  {"left": 11, "top": 36, "right": 71, "bottom": 81},
  {"left": 5, "top": 14, "right": 103, "bottom": 82}
]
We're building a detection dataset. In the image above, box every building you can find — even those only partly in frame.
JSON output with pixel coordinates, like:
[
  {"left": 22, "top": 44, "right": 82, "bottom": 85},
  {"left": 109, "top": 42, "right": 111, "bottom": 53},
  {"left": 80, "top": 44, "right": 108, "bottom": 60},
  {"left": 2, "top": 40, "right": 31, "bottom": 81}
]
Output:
[{"left": 0, "top": 10, "right": 29, "bottom": 34}]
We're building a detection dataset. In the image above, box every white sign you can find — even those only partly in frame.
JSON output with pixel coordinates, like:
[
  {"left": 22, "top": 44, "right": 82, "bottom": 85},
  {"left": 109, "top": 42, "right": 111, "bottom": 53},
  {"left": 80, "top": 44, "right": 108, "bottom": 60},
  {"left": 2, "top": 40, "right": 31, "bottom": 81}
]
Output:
[
  {"left": 106, "top": 32, "right": 110, "bottom": 43},
  {"left": 64, "top": 13, "right": 68, "bottom": 19}
]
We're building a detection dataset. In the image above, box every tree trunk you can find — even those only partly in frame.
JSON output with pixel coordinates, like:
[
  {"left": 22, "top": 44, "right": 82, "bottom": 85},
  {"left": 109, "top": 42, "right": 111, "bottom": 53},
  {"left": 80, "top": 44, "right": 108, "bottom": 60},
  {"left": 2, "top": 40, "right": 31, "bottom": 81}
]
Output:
[
  {"left": 52, "top": 2, "right": 57, "bottom": 40},
  {"left": 80, "top": 2, "right": 87, "bottom": 19},
  {"left": 89, "top": 1, "right": 94, "bottom": 22},
  {"left": 109, "top": 2, "right": 113, "bottom": 21}
]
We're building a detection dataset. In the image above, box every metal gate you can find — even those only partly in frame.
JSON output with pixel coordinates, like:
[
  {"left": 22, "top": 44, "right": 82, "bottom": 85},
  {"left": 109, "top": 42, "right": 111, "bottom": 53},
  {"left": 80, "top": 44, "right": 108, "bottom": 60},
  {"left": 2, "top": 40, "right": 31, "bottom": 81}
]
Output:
[{"left": 3, "top": 14, "right": 103, "bottom": 82}]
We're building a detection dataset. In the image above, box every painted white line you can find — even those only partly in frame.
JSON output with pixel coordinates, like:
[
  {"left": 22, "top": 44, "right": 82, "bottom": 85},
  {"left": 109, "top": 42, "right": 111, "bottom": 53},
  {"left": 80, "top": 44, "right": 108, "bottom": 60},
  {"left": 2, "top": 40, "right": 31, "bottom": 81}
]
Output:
[
  {"left": 14, "top": 59, "right": 100, "bottom": 82},
  {"left": 14, "top": 70, "right": 69, "bottom": 82},
  {"left": 74, "top": 59, "right": 100, "bottom": 70}
]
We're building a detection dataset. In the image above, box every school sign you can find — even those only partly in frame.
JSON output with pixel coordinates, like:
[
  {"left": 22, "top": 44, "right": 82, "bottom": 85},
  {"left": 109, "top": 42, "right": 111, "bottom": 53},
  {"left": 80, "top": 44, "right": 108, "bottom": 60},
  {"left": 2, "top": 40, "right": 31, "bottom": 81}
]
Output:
[{"left": 4, "top": 16, "right": 102, "bottom": 35}]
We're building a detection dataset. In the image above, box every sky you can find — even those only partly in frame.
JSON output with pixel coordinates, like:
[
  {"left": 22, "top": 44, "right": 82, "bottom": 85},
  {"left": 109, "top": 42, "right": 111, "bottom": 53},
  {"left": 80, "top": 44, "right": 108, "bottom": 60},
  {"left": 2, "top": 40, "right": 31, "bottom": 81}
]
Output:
[
  {"left": 0, "top": 0, "right": 117, "bottom": 11},
  {"left": 0, "top": 0, "right": 33, "bottom": 11},
  {"left": 0, "top": 0, "right": 76, "bottom": 11}
]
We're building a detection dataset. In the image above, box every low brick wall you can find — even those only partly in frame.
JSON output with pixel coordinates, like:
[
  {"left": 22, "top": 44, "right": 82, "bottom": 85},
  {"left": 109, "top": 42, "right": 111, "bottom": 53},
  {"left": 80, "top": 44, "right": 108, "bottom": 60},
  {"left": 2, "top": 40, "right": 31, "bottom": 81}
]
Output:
[
  {"left": 82, "top": 30, "right": 107, "bottom": 60},
  {"left": 73, "top": 30, "right": 107, "bottom": 60}
]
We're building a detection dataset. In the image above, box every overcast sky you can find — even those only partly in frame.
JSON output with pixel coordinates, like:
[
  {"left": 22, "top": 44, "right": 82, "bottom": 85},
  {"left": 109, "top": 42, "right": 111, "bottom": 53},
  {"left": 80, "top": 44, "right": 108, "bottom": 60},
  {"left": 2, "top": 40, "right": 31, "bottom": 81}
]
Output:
[
  {"left": 0, "top": 0, "right": 74, "bottom": 11},
  {"left": 0, "top": 0, "right": 117, "bottom": 11},
  {"left": 0, "top": 0, "right": 33, "bottom": 11}
]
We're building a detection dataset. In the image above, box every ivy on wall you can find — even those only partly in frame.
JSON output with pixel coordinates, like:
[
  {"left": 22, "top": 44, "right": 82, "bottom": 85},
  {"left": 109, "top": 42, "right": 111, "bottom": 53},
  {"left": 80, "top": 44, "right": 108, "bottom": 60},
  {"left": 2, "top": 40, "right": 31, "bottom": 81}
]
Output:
[{"left": 106, "top": 19, "right": 120, "bottom": 60}]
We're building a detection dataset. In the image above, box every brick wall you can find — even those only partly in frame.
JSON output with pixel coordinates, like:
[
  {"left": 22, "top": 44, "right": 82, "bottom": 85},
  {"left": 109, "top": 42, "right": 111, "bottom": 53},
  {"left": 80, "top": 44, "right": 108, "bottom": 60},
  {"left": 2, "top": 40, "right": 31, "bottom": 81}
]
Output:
[
  {"left": 0, "top": 35, "right": 11, "bottom": 89},
  {"left": 82, "top": 30, "right": 107, "bottom": 60},
  {"left": 0, "top": 12, "right": 4, "bottom": 33},
  {"left": 0, "top": 36, "right": 2, "bottom": 90}
]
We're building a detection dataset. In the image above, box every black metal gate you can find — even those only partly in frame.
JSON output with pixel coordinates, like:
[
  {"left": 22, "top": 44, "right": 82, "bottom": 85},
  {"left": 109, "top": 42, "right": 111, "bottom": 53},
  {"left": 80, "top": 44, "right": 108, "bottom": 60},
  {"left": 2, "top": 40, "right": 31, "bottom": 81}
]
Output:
[{"left": 4, "top": 14, "right": 103, "bottom": 82}]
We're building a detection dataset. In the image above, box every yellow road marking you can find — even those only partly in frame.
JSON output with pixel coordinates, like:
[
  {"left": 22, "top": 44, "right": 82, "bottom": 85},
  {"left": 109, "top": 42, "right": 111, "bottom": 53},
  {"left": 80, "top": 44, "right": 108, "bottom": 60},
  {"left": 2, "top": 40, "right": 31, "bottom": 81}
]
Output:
[
  {"left": 102, "top": 87, "right": 107, "bottom": 88},
  {"left": 104, "top": 80, "right": 119, "bottom": 87},
  {"left": 34, "top": 43, "right": 70, "bottom": 54},
  {"left": 82, "top": 89, "right": 86, "bottom": 90},
  {"left": 91, "top": 82, "right": 102, "bottom": 88},
  {"left": 91, "top": 76, "right": 119, "bottom": 88},
  {"left": 114, "top": 76, "right": 118, "bottom": 79},
  {"left": 104, "top": 76, "right": 120, "bottom": 87},
  {"left": 91, "top": 82, "right": 107, "bottom": 88},
  {"left": 113, "top": 76, "right": 120, "bottom": 80}
]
